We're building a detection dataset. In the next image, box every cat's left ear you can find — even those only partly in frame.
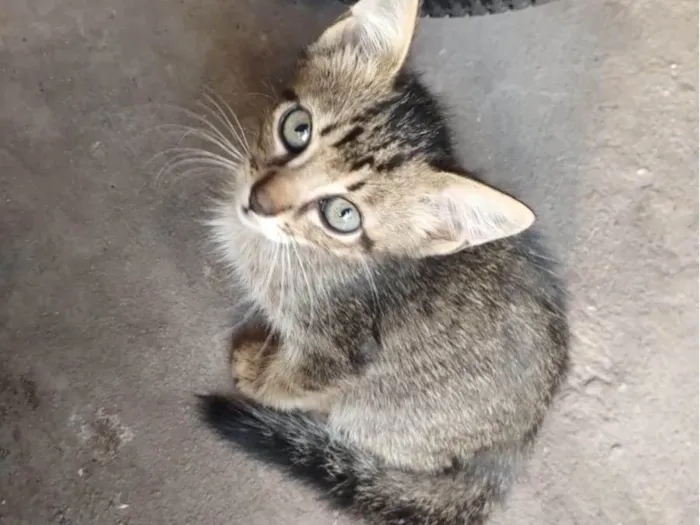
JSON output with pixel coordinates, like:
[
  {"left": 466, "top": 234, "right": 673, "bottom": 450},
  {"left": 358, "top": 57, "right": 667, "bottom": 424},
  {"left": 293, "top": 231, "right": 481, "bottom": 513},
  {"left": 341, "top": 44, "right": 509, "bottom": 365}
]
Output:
[
  {"left": 311, "top": 0, "right": 420, "bottom": 74},
  {"left": 416, "top": 172, "right": 536, "bottom": 257}
]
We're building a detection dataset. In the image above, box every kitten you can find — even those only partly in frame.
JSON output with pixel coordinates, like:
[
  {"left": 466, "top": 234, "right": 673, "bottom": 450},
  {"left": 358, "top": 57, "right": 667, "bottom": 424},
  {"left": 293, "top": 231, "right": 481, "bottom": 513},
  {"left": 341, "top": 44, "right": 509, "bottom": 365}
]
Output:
[{"left": 198, "top": 0, "right": 569, "bottom": 523}]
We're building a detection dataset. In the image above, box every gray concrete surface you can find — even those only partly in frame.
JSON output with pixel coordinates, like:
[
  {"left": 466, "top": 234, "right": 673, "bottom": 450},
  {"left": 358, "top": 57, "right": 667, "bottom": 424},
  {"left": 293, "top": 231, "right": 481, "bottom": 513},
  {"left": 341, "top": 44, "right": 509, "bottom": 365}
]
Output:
[{"left": 0, "top": 0, "right": 697, "bottom": 523}]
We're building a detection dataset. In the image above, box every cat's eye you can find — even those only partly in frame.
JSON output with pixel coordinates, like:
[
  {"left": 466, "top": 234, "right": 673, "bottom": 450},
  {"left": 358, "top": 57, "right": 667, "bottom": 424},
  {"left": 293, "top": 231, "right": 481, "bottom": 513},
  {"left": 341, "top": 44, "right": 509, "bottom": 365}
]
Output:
[
  {"left": 279, "top": 107, "right": 312, "bottom": 153},
  {"left": 319, "top": 197, "right": 362, "bottom": 234}
]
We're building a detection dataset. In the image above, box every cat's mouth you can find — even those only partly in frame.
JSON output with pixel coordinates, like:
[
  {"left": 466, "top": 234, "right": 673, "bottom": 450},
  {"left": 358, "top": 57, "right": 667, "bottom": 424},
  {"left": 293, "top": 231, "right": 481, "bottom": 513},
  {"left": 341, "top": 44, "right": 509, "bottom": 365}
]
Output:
[{"left": 236, "top": 199, "right": 291, "bottom": 245}]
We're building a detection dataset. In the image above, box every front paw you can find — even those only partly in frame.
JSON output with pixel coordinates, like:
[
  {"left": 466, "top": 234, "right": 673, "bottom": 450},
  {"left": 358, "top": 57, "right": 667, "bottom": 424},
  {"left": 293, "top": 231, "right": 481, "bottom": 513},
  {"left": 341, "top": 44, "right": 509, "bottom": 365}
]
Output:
[
  {"left": 231, "top": 340, "right": 264, "bottom": 394},
  {"left": 229, "top": 328, "right": 277, "bottom": 400}
]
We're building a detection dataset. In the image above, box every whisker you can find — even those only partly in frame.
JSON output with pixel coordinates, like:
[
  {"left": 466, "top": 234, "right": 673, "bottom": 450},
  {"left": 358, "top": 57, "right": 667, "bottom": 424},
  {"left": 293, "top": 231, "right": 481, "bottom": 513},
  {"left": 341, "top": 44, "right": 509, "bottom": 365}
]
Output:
[
  {"left": 156, "top": 157, "right": 237, "bottom": 188},
  {"left": 261, "top": 242, "right": 281, "bottom": 305},
  {"left": 257, "top": 327, "right": 277, "bottom": 359},
  {"left": 262, "top": 80, "right": 278, "bottom": 101},
  {"left": 290, "top": 238, "right": 315, "bottom": 322},
  {"left": 147, "top": 102, "right": 241, "bottom": 147},
  {"left": 359, "top": 258, "right": 380, "bottom": 315},
  {"left": 279, "top": 243, "right": 291, "bottom": 318},
  {"left": 155, "top": 123, "right": 244, "bottom": 161},
  {"left": 158, "top": 147, "right": 242, "bottom": 168},
  {"left": 162, "top": 166, "right": 227, "bottom": 188},
  {"left": 228, "top": 240, "right": 278, "bottom": 337},
  {"left": 229, "top": 302, "right": 262, "bottom": 337},
  {"left": 158, "top": 146, "right": 241, "bottom": 163},
  {"left": 239, "top": 91, "right": 274, "bottom": 102},
  {"left": 151, "top": 112, "right": 246, "bottom": 172},
  {"left": 201, "top": 88, "right": 251, "bottom": 152},
  {"left": 196, "top": 99, "right": 248, "bottom": 156}
]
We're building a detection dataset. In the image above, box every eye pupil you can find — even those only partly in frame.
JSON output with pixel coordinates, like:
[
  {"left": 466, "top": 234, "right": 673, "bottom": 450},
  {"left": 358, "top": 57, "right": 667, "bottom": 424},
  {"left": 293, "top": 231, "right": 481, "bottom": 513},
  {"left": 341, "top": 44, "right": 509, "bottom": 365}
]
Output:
[{"left": 295, "top": 125, "right": 309, "bottom": 143}]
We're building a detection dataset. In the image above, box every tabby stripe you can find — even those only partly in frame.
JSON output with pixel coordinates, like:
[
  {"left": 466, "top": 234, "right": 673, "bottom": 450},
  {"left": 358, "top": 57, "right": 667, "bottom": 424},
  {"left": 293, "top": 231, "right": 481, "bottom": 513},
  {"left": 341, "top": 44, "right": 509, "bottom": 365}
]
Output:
[
  {"left": 320, "top": 123, "right": 340, "bottom": 136},
  {"left": 349, "top": 156, "right": 374, "bottom": 171},
  {"left": 332, "top": 126, "right": 364, "bottom": 148},
  {"left": 360, "top": 232, "right": 375, "bottom": 252},
  {"left": 376, "top": 153, "right": 406, "bottom": 172},
  {"left": 346, "top": 180, "right": 367, "bottom": 192}
]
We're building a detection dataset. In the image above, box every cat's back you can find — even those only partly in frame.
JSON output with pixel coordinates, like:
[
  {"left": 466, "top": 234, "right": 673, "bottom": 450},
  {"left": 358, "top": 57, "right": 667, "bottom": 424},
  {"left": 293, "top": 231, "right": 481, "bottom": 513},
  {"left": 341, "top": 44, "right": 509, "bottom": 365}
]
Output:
[
  {"left": 377, "top": 230, "right": 567, "bottom": 354},
  {"left": 390, "top": 231, "right": 569, "bottom": 386},
  {"left": 331, "top": 232, "right": 569, "bottom": 466}
]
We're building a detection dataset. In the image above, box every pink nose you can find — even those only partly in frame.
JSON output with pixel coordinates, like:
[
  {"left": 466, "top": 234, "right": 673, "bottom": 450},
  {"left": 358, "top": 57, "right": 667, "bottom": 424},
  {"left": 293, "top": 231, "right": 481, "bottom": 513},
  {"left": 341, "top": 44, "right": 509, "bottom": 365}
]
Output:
[{"left": 248, "top": 183, "right": 275, "bottom": 216}]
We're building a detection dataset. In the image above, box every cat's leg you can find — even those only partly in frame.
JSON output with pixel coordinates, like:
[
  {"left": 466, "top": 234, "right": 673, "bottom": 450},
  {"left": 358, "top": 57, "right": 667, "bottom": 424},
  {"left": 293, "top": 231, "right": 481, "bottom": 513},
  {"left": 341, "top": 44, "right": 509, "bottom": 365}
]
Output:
[{"left": 230, "top": 327, "right": 346, "bottom": 413}]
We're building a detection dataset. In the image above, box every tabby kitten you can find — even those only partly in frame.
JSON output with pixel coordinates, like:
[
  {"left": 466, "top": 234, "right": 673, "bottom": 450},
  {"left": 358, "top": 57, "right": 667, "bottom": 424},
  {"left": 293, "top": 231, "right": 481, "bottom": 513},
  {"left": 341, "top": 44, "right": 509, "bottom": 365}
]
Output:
[{"left": 198, "top": 0, "right": 569, "bottom": 524}]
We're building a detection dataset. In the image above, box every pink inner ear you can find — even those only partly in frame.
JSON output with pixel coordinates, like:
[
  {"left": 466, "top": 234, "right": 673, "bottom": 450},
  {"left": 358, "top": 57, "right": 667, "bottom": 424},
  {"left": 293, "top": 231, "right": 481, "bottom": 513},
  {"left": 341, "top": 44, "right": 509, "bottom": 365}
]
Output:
[
  {"left": 433, "top": 188, "right": 502, "bottom": 246},
  {"left": 420, "top": 192, "right": 463, "bottom": 242}
]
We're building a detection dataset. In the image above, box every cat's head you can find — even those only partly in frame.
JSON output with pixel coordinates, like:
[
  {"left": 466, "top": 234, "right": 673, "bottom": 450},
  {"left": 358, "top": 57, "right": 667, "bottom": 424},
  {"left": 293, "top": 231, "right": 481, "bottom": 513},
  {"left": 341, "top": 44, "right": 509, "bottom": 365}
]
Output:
[{"left": 231, "top": 0, "right": 534, "bottom": 259}]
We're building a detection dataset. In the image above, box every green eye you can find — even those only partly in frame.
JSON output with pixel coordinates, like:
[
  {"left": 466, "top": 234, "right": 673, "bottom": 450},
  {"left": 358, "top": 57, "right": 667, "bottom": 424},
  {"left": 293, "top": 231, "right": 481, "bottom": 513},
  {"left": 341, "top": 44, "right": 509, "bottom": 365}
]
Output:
[
  {"left": 279, "top": 107, "right": 312, "bottom": 153},
  {"left": 319, "top": 197, "right": 362, "bottom": 234}
]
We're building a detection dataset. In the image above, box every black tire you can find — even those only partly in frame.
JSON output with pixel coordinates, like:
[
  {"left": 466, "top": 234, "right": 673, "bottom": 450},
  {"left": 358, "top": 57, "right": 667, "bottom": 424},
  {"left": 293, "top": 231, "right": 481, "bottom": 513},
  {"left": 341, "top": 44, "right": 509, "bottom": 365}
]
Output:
[{"left": 337, "top": 0, "right": 556, "bottom": 18}]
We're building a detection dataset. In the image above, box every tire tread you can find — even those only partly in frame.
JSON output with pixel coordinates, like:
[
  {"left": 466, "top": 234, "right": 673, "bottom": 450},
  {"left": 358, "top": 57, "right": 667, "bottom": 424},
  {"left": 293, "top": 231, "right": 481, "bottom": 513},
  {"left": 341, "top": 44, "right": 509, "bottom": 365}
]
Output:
[{"left": 336, "top": 0, "right": 556, "bottom": 18}]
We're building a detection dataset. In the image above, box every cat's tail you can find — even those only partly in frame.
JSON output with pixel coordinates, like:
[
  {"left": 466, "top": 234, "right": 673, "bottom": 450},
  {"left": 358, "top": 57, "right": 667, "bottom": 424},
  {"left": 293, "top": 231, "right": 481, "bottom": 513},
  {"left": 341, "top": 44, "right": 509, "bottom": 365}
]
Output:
[{"left": 198, "top": 395, "right": 512, "bottom": 525}]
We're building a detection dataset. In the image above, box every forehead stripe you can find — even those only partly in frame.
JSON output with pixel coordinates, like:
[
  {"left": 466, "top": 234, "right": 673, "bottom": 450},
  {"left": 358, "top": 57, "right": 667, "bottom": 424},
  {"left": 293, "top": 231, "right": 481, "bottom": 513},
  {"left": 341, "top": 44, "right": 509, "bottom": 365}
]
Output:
[
  {"left": 349, "top": 156, "right": 375, "bottom": 171},
  {"left": 332, "top": 125, "right": 364, "bottom": 148},
  {"left": 376, "top": 153, "right": 407, "bottom": 172},
  {"left": 320, "top": 123, "right": 340, "bottom": 136}
]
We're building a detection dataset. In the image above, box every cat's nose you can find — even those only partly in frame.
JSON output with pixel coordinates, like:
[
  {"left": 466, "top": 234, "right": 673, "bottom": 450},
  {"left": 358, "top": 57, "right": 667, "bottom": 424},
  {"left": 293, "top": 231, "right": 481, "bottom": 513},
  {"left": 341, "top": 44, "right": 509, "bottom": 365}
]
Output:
[{"left": 248, "top": 183, "right": 275, "bottom": 216}]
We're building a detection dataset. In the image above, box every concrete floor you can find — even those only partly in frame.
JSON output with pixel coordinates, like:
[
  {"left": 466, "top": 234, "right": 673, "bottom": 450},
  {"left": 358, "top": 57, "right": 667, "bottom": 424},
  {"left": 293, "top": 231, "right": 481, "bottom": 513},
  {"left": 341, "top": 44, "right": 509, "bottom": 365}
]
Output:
[{"left": 0, "top": 0, "right": 697, "bottom": 523}]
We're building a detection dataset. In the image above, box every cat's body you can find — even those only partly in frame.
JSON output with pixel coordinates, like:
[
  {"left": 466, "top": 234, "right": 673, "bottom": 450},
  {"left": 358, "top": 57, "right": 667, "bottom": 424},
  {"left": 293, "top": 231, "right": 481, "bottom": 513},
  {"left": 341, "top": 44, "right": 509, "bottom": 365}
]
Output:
[{"left": 199, "top": 1, "right": 569, "bottom": 523}]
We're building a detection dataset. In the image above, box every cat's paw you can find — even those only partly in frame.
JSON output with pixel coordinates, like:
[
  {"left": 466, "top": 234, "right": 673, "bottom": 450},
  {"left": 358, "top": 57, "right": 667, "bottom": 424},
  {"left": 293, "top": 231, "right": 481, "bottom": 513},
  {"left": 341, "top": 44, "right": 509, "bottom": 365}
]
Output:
[
  {"left": 230, "top": 320, "right": 271, "bottom": 370},
  {"left": 229, "top": 328, "right": 279, "bottom": 402},
  {"left": 230, "top": 339, "right": 264, "bottom": 394}
]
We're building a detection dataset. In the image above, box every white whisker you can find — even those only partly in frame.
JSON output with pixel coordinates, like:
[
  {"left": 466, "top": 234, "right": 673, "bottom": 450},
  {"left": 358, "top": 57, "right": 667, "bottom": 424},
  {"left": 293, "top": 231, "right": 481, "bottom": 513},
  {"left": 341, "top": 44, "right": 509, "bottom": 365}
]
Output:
[
  {"left": 360, "top": 258, "right": 380, "bottom": 313},
  {"left": 159, "top": 146, "right": 240, "bottom": 164},
  {"left": 229, "top": 302, "right": 262, "bottom": 336},
  {"left": 159, "top": 147, "right": 241, "bottom": 168},
  {"left": 156, "top": 157, "right": 236, "bottom": 188},
  {"left": 201, "top": 89, "right": 250, "bottom": 152},
  {"left": 261, "top": 242, "right": 281, "bottom": 303},
  {"left": 290, "top": 238, "right": 315, "bottom": 321},
  {"left": 196, "top": 100, "right": 248, "bottom": 156},
  {"left": 147, "top": 102, "right": 246, "bottom": 152},
  {"left": 156, "top": 123, "right": 244, "bottom": 161},
  {"left": 257, "top": 327, "right": 277, "bottom": 359},
  {"left": 279, "top": 243, "right": 292, "bottom": 316}
]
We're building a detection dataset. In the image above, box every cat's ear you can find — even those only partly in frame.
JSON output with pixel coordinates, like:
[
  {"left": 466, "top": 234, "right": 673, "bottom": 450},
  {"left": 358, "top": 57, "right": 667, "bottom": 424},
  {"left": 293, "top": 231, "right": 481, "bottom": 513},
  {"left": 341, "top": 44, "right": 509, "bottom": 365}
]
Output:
[
  {"left": 416, "top": 172, "right": 536, "bottom": 256},
  {"left": 312, "top": 0, "right": 420, "bottom": 73}
]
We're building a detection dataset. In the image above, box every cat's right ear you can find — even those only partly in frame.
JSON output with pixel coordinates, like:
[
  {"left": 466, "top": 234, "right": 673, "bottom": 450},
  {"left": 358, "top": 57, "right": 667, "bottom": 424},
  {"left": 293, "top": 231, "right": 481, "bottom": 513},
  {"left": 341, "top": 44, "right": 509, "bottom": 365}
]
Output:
[{"left": 311, "top": 0, "right": 420, "bottom": 75}]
